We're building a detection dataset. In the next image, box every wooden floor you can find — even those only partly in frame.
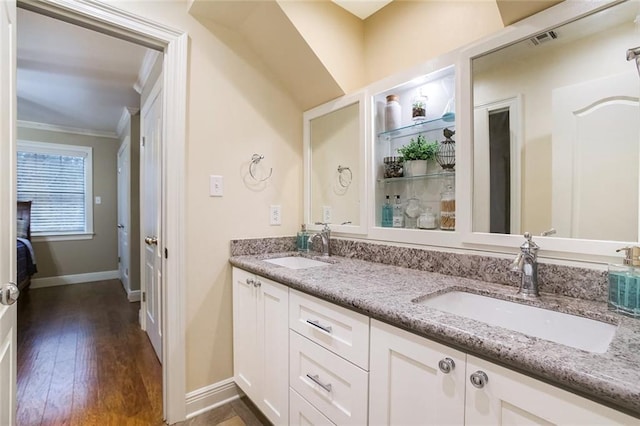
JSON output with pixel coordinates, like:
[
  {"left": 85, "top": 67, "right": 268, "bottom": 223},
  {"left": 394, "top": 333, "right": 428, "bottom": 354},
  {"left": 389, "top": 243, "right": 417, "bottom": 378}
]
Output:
[
  {"left": 17, "top": 279, "right": 267, "bottom": 426},
  {"left": 17, "top": 280, "right": 163, "bottom": 426}
]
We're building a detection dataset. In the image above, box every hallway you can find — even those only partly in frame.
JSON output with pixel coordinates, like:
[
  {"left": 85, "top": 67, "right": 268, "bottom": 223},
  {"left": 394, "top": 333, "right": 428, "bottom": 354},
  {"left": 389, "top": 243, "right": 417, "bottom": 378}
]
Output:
[{"left": 16, "top": 280, "right": 163, "bottom": 425}]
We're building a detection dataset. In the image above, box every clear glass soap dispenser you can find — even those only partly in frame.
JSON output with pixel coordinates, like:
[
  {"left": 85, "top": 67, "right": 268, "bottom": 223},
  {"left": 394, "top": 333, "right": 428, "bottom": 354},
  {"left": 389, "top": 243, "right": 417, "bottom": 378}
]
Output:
[{"left": 609, "top": 246, "right": 640, "bottom": 317}]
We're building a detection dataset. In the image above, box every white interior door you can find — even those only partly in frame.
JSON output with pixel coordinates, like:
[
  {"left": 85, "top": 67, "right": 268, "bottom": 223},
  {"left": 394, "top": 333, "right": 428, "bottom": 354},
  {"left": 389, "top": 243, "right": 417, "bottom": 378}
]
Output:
[
  {"left": 141, "top": 78, "right": 163, "bottom": 362},
  {"left": 553, "top": 72, "right": 639, "bottom": 241},
  {"left": 0, "top": 0, "right": 18, "bottom": 424},
  {"left": 117, "top": 139, "right": 130, "bottom": 293}
]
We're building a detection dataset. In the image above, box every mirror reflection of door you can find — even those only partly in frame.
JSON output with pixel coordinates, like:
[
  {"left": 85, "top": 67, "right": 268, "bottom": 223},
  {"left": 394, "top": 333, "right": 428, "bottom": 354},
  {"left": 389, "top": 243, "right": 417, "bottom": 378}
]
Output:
[
  {"left": 474, "top": 97, "right": 522, "bottom": 234},
  {"left": 552, "top": 71, "right": 639, "bottom": 241}
]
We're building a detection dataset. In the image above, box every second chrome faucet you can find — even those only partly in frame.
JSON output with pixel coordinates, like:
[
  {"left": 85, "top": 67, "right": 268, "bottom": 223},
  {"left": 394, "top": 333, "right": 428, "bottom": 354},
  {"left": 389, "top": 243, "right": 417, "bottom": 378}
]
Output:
[{"left": 510, "top": 232, "right": 540, "bottom": 298}]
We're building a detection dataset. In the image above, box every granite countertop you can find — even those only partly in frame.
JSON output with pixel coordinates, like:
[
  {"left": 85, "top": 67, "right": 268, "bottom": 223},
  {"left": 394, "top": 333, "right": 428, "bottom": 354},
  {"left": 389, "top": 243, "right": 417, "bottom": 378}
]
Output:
[{"left": 229, "top": 251, "right": 640, "bottom": 418}]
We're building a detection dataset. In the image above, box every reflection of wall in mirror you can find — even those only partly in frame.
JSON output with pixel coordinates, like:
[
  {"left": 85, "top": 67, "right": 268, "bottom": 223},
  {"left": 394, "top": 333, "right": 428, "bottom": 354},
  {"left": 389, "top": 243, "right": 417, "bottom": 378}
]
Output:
[
  {"left": 310, "top": 103, "right": 360, "bottom": 225},
  {"left": 473, "top": 17, "right": 638, "bottom": 239}
]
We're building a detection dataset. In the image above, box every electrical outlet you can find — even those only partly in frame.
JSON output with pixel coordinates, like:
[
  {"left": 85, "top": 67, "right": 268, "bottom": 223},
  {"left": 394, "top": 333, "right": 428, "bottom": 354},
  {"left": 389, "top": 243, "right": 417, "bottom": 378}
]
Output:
[
  {"left": 322, "top": 206, "right": 332, "bottom": 223},
  {"left": 270, "top": 205, "right": 282, "bottom": 225},
  {"left": 95, "top": 196, "right": 101, "bottom": 205},
  {"left": 210, "top": 175, "right": 223, "bottom": 197}
]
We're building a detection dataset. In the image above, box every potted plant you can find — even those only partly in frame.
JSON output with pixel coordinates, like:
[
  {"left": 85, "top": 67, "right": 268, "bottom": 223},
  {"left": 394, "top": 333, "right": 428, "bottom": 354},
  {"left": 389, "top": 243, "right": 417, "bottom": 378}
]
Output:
[{"left": 397, "top": 135, "right": 438, "bottom": 176}]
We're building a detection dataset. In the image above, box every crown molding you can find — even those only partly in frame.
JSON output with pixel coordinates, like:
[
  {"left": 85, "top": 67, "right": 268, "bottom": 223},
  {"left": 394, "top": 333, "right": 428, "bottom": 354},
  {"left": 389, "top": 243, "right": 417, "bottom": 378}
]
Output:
[
  {"left": 116, "top": 106, "right": 140, "bottom": 138},
  {"left": 17, "top": 120, "right": 119, "bottom": 139},
  {"left": 134, "top": 49, "right": 162, "bottom": 94}
]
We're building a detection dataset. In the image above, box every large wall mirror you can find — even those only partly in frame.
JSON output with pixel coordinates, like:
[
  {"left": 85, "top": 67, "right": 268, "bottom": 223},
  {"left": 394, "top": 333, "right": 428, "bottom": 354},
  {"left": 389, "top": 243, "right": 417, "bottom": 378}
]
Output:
[
  {"left": 471, "top": 0, "right": 640, "bottom": 250},
  {"left": 304, "top": 93, "right": 367, "bottom": 234}
]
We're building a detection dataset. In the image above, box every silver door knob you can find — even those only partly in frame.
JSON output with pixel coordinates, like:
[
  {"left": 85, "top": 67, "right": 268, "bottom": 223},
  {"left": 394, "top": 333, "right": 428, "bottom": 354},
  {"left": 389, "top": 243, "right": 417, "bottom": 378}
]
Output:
[
  {"left": 1, "top": 282, "right": 19, "bottom": 306},
  {"left": 117, "top": 224, "right": 125, "bottom": 229},
  {"left": 144, "top": 236, "right": 158, "bottom": 246},
  {"left": 438, "top": 357, "right": 455, "bottom": 374},
  {"left": 470, "top": 371, "right": 489, "bottom": 388}
]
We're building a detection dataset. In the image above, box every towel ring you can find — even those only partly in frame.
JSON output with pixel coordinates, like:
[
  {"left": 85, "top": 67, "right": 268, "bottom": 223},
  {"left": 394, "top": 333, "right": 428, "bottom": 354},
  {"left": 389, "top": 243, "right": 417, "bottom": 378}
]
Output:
[
  {"left": 337, "top": 165, "right": 352, "bottom": 188},
  {"left": 249, "top": 154, "right": 273, "bottom": 182}
]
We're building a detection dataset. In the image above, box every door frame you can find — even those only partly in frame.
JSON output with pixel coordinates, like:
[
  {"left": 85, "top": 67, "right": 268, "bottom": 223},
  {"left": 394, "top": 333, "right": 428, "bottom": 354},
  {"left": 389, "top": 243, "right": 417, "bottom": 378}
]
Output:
[{"left": 17, "top": 0, "right": 187, "bottom": 422}]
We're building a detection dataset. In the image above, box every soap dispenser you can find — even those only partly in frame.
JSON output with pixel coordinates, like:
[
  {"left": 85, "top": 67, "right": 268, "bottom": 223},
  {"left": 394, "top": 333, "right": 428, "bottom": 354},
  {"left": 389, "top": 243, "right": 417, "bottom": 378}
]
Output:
[
  {"left": 609, "top": 246, "right": 640, "bottom": 317},
  {"left": 297, "top": 224, "right": 309, "bottom": 252}
]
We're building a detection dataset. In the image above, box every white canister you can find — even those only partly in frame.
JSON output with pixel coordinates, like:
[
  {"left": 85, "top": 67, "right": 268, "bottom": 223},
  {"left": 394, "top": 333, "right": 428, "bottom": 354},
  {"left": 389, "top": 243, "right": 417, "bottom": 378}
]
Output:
[{"left": 384, "top": 94, "right": 401, "bottom": 132}]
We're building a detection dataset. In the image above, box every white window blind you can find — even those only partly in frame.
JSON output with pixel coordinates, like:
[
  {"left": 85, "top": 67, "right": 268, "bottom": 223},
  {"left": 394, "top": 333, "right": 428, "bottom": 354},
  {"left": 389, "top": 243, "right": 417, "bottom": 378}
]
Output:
[{"left": 17, "top": 141, "right": 93, "bottom": 236}]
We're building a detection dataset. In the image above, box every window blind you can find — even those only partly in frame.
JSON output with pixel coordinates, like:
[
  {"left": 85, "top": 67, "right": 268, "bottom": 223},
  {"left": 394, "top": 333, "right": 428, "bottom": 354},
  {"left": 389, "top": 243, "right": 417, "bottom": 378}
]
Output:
[{"left": 17, "top": 151, "right": 87, "bottom": 233}]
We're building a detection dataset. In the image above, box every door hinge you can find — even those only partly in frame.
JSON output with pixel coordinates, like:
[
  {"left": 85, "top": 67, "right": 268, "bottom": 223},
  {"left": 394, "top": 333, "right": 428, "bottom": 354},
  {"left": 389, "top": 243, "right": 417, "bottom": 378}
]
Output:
[
  {"left": 142, "top": 136, "right": 146, "bottom": 147},
  {"left": 164, "top": 248, "right": 168, "bottom": 259},
  {"left": 142, "top": 292, "right": 146, "bottom": 302}
]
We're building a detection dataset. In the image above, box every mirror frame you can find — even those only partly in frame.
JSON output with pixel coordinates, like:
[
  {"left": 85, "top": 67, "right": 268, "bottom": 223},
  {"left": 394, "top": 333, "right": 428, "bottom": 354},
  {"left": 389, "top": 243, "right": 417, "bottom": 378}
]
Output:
[
  {"left": 459, "top": 0, "right": 638, "bottom": 259},
  {"left": 304, "top": 91, "right": 368, "bottom": 235}
]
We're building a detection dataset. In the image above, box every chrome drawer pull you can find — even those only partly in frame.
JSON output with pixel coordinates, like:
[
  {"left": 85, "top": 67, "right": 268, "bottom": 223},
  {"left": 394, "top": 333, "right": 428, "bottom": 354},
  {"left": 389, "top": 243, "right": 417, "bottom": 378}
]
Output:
[
  {"left": 306, "top": 374, "right": 332, "bottom": 392},
  {"left": 306, "top": 319, "right": 332, "bottom": 333}
]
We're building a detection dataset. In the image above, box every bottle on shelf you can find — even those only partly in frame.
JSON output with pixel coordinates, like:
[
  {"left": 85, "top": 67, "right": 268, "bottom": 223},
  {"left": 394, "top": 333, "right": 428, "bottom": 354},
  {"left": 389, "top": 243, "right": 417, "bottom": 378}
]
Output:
[
  {"left": 393, "top": 195, "right": 404, "bottom": 228},
  {"left": 381, "top": 195, "right": 394, "bottom": 227},
  {"left": 609, "top": 246, "right": 640, "bottom": 317},
  {"left": 404, "top": 198, "right": 422, "bottom": 229},
  {"left": 440, "top": 185, "right": 455, "bottom": 230}
]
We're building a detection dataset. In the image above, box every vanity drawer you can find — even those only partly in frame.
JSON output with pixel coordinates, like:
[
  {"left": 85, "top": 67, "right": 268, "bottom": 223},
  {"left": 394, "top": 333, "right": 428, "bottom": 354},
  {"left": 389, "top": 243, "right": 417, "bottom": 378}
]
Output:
[
  {"left": 290, "top": 388, "right": 336, "bottom": 426},
  {"left": 290, "top": 331, "right": 368, "bottom": 426},
  {"left": 289, "top": 289, "right": 370, "bottom": 369}
]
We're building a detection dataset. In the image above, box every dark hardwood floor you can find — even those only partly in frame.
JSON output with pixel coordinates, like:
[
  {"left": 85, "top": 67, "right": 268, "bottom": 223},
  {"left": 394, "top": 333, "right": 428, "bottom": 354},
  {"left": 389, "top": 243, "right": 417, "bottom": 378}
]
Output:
[
  {"left": 17, "top": 280, "right": 163, "bottom": 426},
  {"left": 16, "top": 279, "right": 267, "bottom": 426}
]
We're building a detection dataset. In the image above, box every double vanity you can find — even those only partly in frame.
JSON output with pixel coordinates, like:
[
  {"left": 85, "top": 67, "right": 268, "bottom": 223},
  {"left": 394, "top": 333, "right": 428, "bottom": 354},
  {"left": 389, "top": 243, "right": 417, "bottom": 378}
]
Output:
[{"left": 230, "top": 240, "right": 640, "bottom": 425}]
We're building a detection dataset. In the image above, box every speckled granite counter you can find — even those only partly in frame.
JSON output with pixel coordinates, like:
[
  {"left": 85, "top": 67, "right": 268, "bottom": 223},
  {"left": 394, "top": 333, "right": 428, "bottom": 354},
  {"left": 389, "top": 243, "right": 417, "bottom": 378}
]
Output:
[{"left": 229, "top": 251, "right": 640, "bottom": 418}]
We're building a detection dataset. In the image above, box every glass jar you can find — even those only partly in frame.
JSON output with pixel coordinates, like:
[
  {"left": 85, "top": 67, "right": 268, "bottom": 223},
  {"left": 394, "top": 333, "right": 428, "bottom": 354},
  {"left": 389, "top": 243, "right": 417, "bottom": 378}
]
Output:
[
  {"left": 417, "top": 207, "right": 437, "bottom": 230},
  {"left": 383, "top": 156, "right": 404, "bottom": 178},
  {"left": 440, "top": 185, "right": 455, "bottom": 231},
  {"left": 412, "top": 93, "right": 427, "bottom": 122},
  {"left": 384, "top": 94, "right": 401, "bottom": 132},
  {"left": 404, "top": 198, "right": 422, "bottom": 229}
]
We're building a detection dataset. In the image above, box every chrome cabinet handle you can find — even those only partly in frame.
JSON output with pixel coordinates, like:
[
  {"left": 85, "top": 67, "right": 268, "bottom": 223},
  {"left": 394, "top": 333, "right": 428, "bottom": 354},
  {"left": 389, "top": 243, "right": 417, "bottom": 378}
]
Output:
[
  {"left": 306, "top": 319, "right": 332, "bottom": 333},
  {"left": 117, "top": 224, "right": 125, "bottom": 229},
  {"left": 306, "top": 374, "right": 332, "bottom": 392},
  {"left": 438, "top": 357, "right": 455, "bottom": 374},
  {"left": 144, "top": 236, "right": 158, "bottom": 246},
  {"left": 254, "top": 280, "right": 261, "bottom": 287},
  {"left": 470, "top": 371, "right": 489, "bottom": 388},
  {"left": 245, "top": 278, "right": 255, "bottom": 286},
  {"left": 1, "top": 282, "right": 19, "bottom": 306}
]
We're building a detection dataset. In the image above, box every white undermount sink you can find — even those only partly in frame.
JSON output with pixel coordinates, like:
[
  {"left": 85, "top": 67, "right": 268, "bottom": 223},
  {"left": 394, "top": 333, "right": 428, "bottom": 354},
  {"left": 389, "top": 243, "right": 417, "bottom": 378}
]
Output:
[
  {"left": 417, "top": 291, "right": 616, "bottom": 353},
  {"left": 264, "top": 256, "right": 330, "bottom": 270}
]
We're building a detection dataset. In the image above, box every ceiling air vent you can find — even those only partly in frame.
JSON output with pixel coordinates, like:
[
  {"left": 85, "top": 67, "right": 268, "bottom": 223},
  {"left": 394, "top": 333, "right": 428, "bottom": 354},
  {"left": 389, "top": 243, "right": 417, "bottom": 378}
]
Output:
[{"left": 529, "top": 30, "right": 558, "bottom": 46}]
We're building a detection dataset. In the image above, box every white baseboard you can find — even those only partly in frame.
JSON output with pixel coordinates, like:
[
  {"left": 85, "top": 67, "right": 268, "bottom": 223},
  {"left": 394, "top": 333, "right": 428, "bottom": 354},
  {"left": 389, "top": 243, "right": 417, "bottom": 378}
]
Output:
[
  {"left": 185, "top": 378, "right": 241, "bottom": 419},
  {"left": 30, "top": 270, "right": 120, "bottom": 289},
  {"left": 127, "top": 290, "right": 141, "bottom": 302}
]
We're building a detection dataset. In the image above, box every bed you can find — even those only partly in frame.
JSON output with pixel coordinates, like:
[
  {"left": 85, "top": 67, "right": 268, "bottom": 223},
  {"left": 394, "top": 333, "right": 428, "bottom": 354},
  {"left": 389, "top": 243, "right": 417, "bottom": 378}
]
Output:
[{"left": 17, "top": 201, "right": 37, "bottom": 291}]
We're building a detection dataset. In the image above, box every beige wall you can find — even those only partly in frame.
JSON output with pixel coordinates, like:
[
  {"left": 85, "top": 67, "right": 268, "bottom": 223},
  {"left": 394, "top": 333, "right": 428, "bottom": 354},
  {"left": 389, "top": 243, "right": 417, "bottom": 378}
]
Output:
[
  {"left": 363, "top": 0, "right": 504, "bottom": 84},
  {"left": 17, "top": 127, "right": 119, "bottom": 278},
  {"left": 109, "top": 0, "right": 303, "bottom": 392}
]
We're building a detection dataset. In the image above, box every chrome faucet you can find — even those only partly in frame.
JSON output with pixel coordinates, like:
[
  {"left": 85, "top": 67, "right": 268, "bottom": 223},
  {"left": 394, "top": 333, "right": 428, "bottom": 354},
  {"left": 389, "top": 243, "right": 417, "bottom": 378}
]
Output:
[
  {"left": 308, "top": 223, "right": 331, "bottom": 257},
  {"left": 510, "top": 232, "right": 540, "bottom": 298}
]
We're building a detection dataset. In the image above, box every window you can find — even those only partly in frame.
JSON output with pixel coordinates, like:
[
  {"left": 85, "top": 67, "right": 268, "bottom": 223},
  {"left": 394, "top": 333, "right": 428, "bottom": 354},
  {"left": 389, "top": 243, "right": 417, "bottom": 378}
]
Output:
[{"left": 17, "top": 140, "right": 93, "bottom": 239}]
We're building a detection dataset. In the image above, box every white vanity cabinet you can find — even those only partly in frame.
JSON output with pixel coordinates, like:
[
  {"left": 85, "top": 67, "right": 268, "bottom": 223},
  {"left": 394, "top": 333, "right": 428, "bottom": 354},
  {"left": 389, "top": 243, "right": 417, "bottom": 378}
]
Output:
[
  {"left": 232, "top": 268, "right": 289, "bottom": 425},
  {"left": 288, "top": 289, "right": 370, "bottom": 425},
  {"left": 465, "top": 356, "right": 637, "bottom": 425},
  {"left": 369, "top": 319, "right": 466, "bottom": 425}
]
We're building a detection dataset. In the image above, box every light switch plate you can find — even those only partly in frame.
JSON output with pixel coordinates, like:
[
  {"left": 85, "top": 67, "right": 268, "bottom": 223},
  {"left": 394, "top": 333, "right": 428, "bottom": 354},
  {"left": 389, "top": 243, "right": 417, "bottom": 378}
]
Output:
[
  {"left": 210, "top": 175, "right": 223, "bottom": 197},
  {"left": 95, "top": 196, "right": 102, "bottom": 205},
  {"left": 322, "top": 205, "right": 332, "bottom": 223},
  {"left": 270, "top": 205, "right": 282, "bottom": 225}
]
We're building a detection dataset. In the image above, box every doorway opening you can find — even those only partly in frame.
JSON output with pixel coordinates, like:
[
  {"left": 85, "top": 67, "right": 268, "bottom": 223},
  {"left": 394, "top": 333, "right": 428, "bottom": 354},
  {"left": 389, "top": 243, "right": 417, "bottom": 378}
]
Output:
[{"left": 13, "top": 0, "right": 187, "bottom": 422}]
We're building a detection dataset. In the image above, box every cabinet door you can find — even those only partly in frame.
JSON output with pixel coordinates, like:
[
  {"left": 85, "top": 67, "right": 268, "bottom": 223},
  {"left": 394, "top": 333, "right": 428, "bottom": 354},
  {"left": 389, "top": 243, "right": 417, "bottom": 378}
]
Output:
[
  {"left": 465, "top": 355, "right": 637, "bottom": 425},
  {"left": 257, "top": 276, "right": 289, "bottom": 425},
  {"left": 232, "top": 268, "right": 259, "bottom": 400},
  {"left": 369, "top": 320, "right": 466, "bottom": 426}
]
